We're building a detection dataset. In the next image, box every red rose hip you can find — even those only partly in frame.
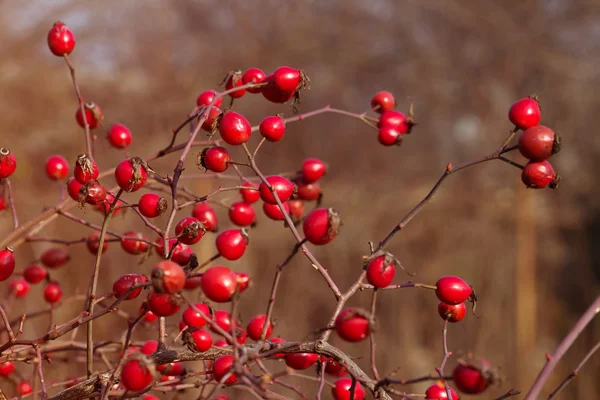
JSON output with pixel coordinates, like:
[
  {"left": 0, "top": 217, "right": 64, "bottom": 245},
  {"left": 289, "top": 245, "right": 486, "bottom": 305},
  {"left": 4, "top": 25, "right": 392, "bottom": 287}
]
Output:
[
  {"left": 47, "top": 22, "right": 75, "bottom": 56},
  {"left": 518, "top": 125, "right": 561, "bottom": 161},
  {"left": 201, "top": 266, "right": 238, "bottom": 303},
  {"left": 107, "top": 123, "right": 133, "bottom": 149},
  {"left": 334, "top": 308, "right": 370, "bottom": 342},
  {"left": 435, "top": 276, "right": 473, "bottom": 305},
  {"left": 45, "top": 155, "right": 69, "bottom": 180},
  {"left": 371, "top": 90, "right": 395, "bottom": 113},
  {"left": 508, "top": 97, "right": 541, "bottom": 130},
  {"left": 302, "top": 208, "right": 341, "bottom": 245},
  {"left": 521, "top": 160, "right": 559, "bottom": 189},
  {"left": 215, "top": 229, "right": 248, "bottom": 260},
  {"left": 218, "top": 111, "right": 251, "bottom": 145},
  {"left": 0, "top": 148, "right": 17, "bottom": 179}
]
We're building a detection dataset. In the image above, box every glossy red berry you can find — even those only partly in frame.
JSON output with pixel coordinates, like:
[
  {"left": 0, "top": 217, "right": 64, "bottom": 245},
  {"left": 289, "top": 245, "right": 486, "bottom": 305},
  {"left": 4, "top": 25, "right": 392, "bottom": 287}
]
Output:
[
  {"left": 0, "top": 361, "right": 15, "bottom": 376},
  {"left": 218, "top": 111, "right": 251, "bottom": 145},
  {"left": 155, "top": 239, "right": 193, "bottom": 265},
  {"left": 200, "top": 106, "right": 222, "bottom": 132},
  {"left": 285, "top": 353, "right": 318, "bottom": 370},
  {"left": 138, "top": 193, "right": 168, "bottom": 218},
  {"left": 41, "top": 247, "right": 71, "bottom": 269},
  {"left": 87, "top": 231, "right": 109, "bottom": 255},
  {"left": 335, "top": 308, "right": 370, "bottom": 342},
  {"left": 452, "top": 359, "right": 494, "bottom": 394},
  {"left": 509, "top": 97, "right": 541, "bottom": 130},
  {"left": 236, "top": 272, "right": 250, "bottom": 293},
  {"left": 273, "top": 66, "right": 302, "bottom": 92},
  {"left": 521, "top": 160, "right": 559, "bottom": 189},
  {"left": 242, "top": 68, "right": 266, "bottom": 93},
  {"left": 263, "top": 202, "right": 290, "bottom": 220},
  {"left": 75, "top": 102, "right": 103, "bottom": 129},
  {"left": 303, "top": 208, "right": 341, "bottom": 245},
  {"left": 147, "top": 292, "right": 182, "bottom": 317},
  {"left": 262, "top": 74, "right": 296, "bottom": 104},
  {"left": 229, "top": 202, "right": 255, "bottom": 227},
  {"left": 425, "top": 382, "right": 460, "bottom": 399},
  {"left": 200, "top": 146, "right": 231, "bottom": 172},
  {"left": 184, "top": 276, "right": 202, "bottom": 290},
  {"left": 0, "top": 247, "right": 15, "bottom": 281},
  {"left": 186, "top": 328, "right": 213, "bottom": 352},
  {"left": 371, "top": 91, "right": 396, "bottom": 113},
  {"left": 9, "top": 278, "right": 30, "bottom": 298},
  {"left": 17, "top": 381, "right": 33, "bottom": 395},
  {"left": 45, "top": 155, "right": 69, "bottom": 181},
  {"left": 321, "top": 357, "right": 347, "bottom": 377},
  {"left": 301, "top": 158, "right": 327, "bottom": 183},
  {"left": 74, "top": 154, "right": 99, "bottom": 184},
  {"left": 213, "top": 355, "right": 238, "bottom": 384},
  {"left": 44, "top": 282, "right": 63, "bottom": 303},
  {"left": 259, "top": 176, "right": 295, "bottom": 204},
  {"left": 438, "top": 302, "right": 467, "bottom": 323},
  {"left": 332, "top": 378, "right": 366, "bottom": 400},
  {"left": 23, "top": 264, "right": 47, "bottom": 284},
  {"left": 295, "top": 178, "right": 321, "bottom": 201},
  {"left": 201, "top": 266, "right": 238, "bottom": 303},
  {"left": 366, "top": 254, "right": 396, "bottom": 288},
  {"left": 259, "top": 115, "right": 286, "bottom": 142},
  {"left": 175, "top": 216, "right": 206, "bottom": 245},
  {"left": 182, "top": 303, "right": 210, "bottom": 328},
  {"left": 121, "top": 359, "right": 154, "bottom": 391},
  {"left": 192, "top": 202, "right": 218, "bottom": 232},
  {"left": 142, "top": 307, "right": 158, "bottom": 323},
  {"left": 197, "top": 89, "right": 223, "bottom": 108},
  {"left": 67, "top": 177, "right": 83, "bottom": 201},
  {"left": 47, "top": 22, "right": 75, "bottom": 56},
  {"left": 378, "top": 126, "right": 403, "bottom": 146},
  {"left": 0, "top": 148, "right": 17, "bottom": 179},
  {"left": 215, "top": 229, "right": 248, "bottom": 261},
  {"left": 113, "top": 274, "right": 147, "bottom": 300},
  {"left": 107, "top": 123, "right": 133, "bottom": 149},
  {"left": 211, "top": 310, "right": 237, "bottom": 333},
  {"left": 240, "top": 182, "right": 260, "bottom": 204},
  {"left": 224, "top": 71, "right": 246, "bottom": 99},
  {"left": 435, "top": 276, "right": 473, "bottom": 305},
  {"left": 114, "top": 157, "right": 148, "bottom": 192},
  {"left": 246, "top": 314, "right": 273, "bottom": 340},
  {"left": 121, "top": 231, "right": 150, "bottom": 255},
  {"left": 378, "top": 110, "right": 411, "bottom": 133},
  {"left": 518, "top": 125, "right": 561, "bottom": 161},
  {"left": 152, "top": 260, "right": 186, "bottom": 294}
]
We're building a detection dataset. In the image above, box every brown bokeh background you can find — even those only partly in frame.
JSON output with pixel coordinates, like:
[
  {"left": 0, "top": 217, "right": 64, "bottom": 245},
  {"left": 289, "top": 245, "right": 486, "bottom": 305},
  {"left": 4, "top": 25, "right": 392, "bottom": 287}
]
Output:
[{"left": 0, "top": 0, "right": 599, "bottom": 398}]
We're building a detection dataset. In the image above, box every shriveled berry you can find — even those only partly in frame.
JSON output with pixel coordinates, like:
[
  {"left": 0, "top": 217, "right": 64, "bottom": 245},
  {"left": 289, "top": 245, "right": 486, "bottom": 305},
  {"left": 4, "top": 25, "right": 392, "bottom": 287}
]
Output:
[
  {"left": 0, "top": 148, "right": 17, "bottom": 179},
  {"left": 240, "top": 182, "right": 260, "bottom": 204},
  {"left": 197, "top": 89, "right": 223, "bottom": 108},
  {"left": 107, "top": 123, "right": 133, "bottom": 149},
  {"left": 295, "top": 178, "right": 321, "bottom": 201},
  {"left": 152, "top": 260, "right": 186, "bottom": 294},
  {"left": 332, "top": 378, "right": 366, "bottom": 400},
  {"left": 45, "top": 155, "right": 69, "bottom": 180},
  {"left": 521, "top": 160, "right": 559, "bottom": 189},
  {"left": 378, "top": 110, "right": 411, "bottom": 133},
  {"left": 182, "top": 303, "right": 210, "bottom": 328},
  {"left": 518, "top": 125, "right": 561, "bottom": 161},
  {"left": 75, "top": 102, "right": 103, "bottom": 129},
  {"left": 215, "top": 229, "right": 248, "bottom": 261},
  {"left": 87, "top": 231, "right": 109, "bottom": 255},
  {"left": 113, "top": 274, "right": 147, "bottom": 300},
  {"left": 138, "top": 193, "right": 168, "bottom": 218},
  {"left": 185, "top": 328, "right": 213, "bottom": 352},
  {"left": 199, "top": 146, "right": 231, "bottom": 173},
  {"left": 371, "top": 91, "right": 395, "bottom": 113},
  {"left": 212, "top": 355, "right": 238, "bottom": 384},
  {"left": 0, "top": 361, "right": 15, "bottom": 376},
  {"left": 301, "top": 158, "right": 327, "bottom": 183},
  {"left": 366, "top": 254, "right": 396, "bottom": 288},
  {"left": 259, "top": 176, "right": 295, "bottom": 204},
  {"left": 9, "top": 278, "right": 30, "bottom": 298},
  {"left": 82, "top": 180, "right": 107, "bottom": 205},
  {"left": 44, "top": 282, "right": 63, "bottom": 303},
  {"left": 509, "top": 97, "right": 541, "bottom": 130},
  {"left": 303, "top": 208, "right": 340, "bottom": 245},
  {"left": 175, "top": 217, "right": 206, "bottom": 245},
  {"left": 242, "top": 68, "right": 266, "bottom": 93},
  {"left": 452, "top": 359, "right": 494, "bottom": 394},
  {"left": 259, "top": 115, "right": 286, "bottom": 142},
  {"left": 47, "top": 22, "right": 75, "bottom": 56},
  {"left": 246, "top": 314, "right": 273, "bottom": 340},
  {"left": 425, "top": 381, "right": 461, "bottom": 399},
  {"left": 285, "top": 353, "right": 318, "bottom": 370},
  {"left": 201, "top": 266, "right": 238, "bottom": 303},
  {"left": 0, "top": 247, "right": 15, "bottom": 281},
  {"left": 23, "top": 264, "right": 47, "bottom": 284},
  {"left": 192, "top": 202, "right": 218, "bottom": 232},
  {"left": 273, "top": 66, "right": 302, "bottom": 92},
  {"left": 41, "top": 247, "right": 70, "bottom": 268},
  {"left": 147, "top": 292, "right": 182, "bottom": 316},
  {"left": 74, "top": 154, "right": 99, "bottom": 184},
  {"left": 335, "top": 308, "right": 370, "bottom": 342},
  {"left": 378, "top": 126, "right": 403, "bottom": 146},
  {"left": 438, "top": 302, "right": 467, "bottom": 323},
  {"left": 229, "top": 202, "right": 255, "bottom": 227},
  {"left": 435, "top": 276, "right": 473, "bottom": 305},
  {"left": 218, "top": 111, "right": 251, "bottom": 145},
  {"left": 114, "top": 157, "right": 148, "bottom": 192},
  {"left": 224, "top": 71, "right": 246, "bottom": 99},
  {"left": 121, "top": 359, "right": 154, "bottom": 391},
  {"left": 121, "top": 231, "right": 150, "bottom": 255}
]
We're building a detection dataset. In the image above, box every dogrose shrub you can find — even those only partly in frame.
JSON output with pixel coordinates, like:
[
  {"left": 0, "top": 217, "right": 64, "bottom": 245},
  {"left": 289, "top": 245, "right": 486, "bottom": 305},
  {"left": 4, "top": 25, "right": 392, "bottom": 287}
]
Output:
[{"left": 0, "top": 20, "right": 593, "bottom": 400}]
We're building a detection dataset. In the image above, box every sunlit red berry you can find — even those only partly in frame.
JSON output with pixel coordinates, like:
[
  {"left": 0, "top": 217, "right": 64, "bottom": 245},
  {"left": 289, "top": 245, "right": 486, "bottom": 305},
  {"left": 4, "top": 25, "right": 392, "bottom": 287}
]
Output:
[
  {"left": 425, "top": 381, "right": 461, "bottom": 399},
  {"left": 67, "top": 177, "right": 83, "bottom": 202},
  {"left": 114, "top": 157, "right": 148, "bottom": 192},
  {"left": 262, "top": 74, "right": 296, "bottom": 104},
  {"left": 452, "top": 359, "right": 494, "bottom": 394},
  {"left": 259, "top": 176, "right": 295, "bottom": 204},
  {"left": 224, "top": 71, "right": 246, "bottom": 99},
  {"left": 107, "top": 123, "right": 133, "bottom": 149},
  {"left": 9, "top": 278, "right": 29, "bottom": 298},
  {"left": 229, "top": 202, "right": 255, "bottom": 227},
  {"left": 185, "top": 328, "right": 213, "bottom": 352},
  {"left": 211, "top": 310, "right": 237, "bottom": 333},
  {"left": 197, "top": 89, "right": 223, "bottom": 108},
  {"left": 121, "top": 359, "right": 154, "bottom": 391},
  {"left": 378, "top": 126, "right": 403, "bottom": 146},
  {"left": 200, "top": 106, "right": 222, "bottom": 132},
  {"left": 378, "top": 110, "right": 410, "bottom": 133},
  {"left": 142, "top": 307, "right": 158, "bottom": 323},
  {"left": 218, "top": 111, "right": 251, "bottom": 145},
  {"left": 121, "top": 231, "right": 150, "bottom": 255},
  {"left": 212, "top": 355, "right": 238, "bottom": 384},
  {"left": 47, "top": 22, "right": 75, "bottom": 56},
  {"left": 242, "top": 68, "right": 266, "bottom": 93},
  {"left": 332, "top": 378, "right": 366, "bottom": 400},
  {"left": 0, "top": 148, "right": 16, "bottom": 179},
  {"left": 45, "top": 155, "right": 69, "bottom": 180},
  {"left": 155, "top": 238, "right": 193, "bottom": 266},
  {"left": 201, "top": 266, "right": 238, "bottom": 303},
  {"left": 200, "top": 146, "right": 231, "bottom": 173},
  {"left": 23, "top": 264, "right": 47, "bottom": 284},
  {"left": 152, "top": 260, "right": 186, "bottom": 294},
  {"left": 138, "top": 193, "right": 167, "bottom": 218},
  {"left": 259, "top": 115, "right": 286, "bottom": 142},
  {"left": 140, "top": 340, "right": 158, "bottom": 355},
  {"left": 518, "top": 125, "right": 561, "bottom": 161},
  {"left": 438, "top": 302, "right": 467, "bottom": 323},
  {"left": 192, "top": 202, "right": 218, "bottom": 232},
  {"left": 521, "top": 160, "right": 559, "bottom": 189},
  {"left": 175, "top": 216, "right": 206, "bottom": 245},
  {"left": 240, "top": 182, "right": 260, "bottom": 204},
  {"left": 44, "top": 282, "right": 63, "bottom": 303},
  {"left": 366, "top": 254, "right": 396, "bottom": 288},
  {"left": 435, "top": 276, "right": 473, "bottom": 305},
  {"left": 371, "top": 91, "right": 395, "bottom": 113},
  {"left": 75, "top": 102, "right": 103, "bottom": 129},
  {"left": 0, "top": 247, "right": 15, "bottom": 281},
  {"left": 147, "top": 292, "right": 182, "bottom": 317},
  {"left": 335, "top": 308, "right": 370, "bottom": 342},
  {"left": 215, "top": 229, "right": 248, "bottom": 260},
  {"left": 246, "top": 314, "right": 273, "bottom": 340},
  {"left": 87, "top": 231, "right": 109, "bottom": 255},
  {"left": 17, "top": 381, "right": 33, "bottom": 395},
  {"left": 273, "top": 66, "right": 302, "bottom": 92},
  {"left": 0, "top": 361, "right": 15, "bottom": 376},
  {"left": 301, "top": 158, "right": 327, "bottom": 183},
  {"left": 74, "top": 154, "right": 99, "bottom": 184},
  {"left": 303, "top": 208, "right": 340, "bottom": 245},
  {"left": 508, "top": 97, "right": 541, "bottom": 130},
  {"left": 262, "top": 202, "right": 290, "bottom": 220},
  {"left": 182, "top": 303, "right": 210, "bottom": 328},
  {"left": 285, "top": 353, "right": 318, "bottom": 370},
  {"left": 113, "top": 274, "right": 147, "bottom": 300}
]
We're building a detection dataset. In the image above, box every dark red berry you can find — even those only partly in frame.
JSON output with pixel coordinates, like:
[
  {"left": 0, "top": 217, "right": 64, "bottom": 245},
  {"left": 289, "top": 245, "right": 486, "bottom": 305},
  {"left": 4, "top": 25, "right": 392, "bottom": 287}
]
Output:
[
  {"left": 151, "top": 260, "right": 186, "bottom": 294},
  {"left": 41, "top": 247, "right": 70, "bottom": 268},
  {"left": 242, "top": 68, "right": 266, "bottom": 93},
  {"left": 113, "top": 274, "right": 147, "bottom": 300},
  {"left": 295, "top": 178, "right": 321, "bottom": 201},
  {"left": 509, "top": 97, "right": 541, "bottom": 130},
  {"left": 371, "top": 91, "right": 396, "bottom": 113},
  {"left": 335, "top": 308, "right": 370, "bottom": 342},
  {"left": 301, "top": 158, "right": 327, "bottom": 183},
  {"left": 246, "top": 314, "right": 273, "bottom": 341},
  {"left": 321, "top": 357, "right": 347, "bottom": 377},
  {"left": 185, "top": 328, "right": 213, "bottom": 352},
  {"left": 201, "top": 266, "right": 238, "bottom": 303},
  {"left": 87, "top": 231, "right": 109, "bottom": 255},
  {"left": 378, "top": 110, "right": 410, "bottom": 133},
  {"left": 74, "top": 154, "right": 99, "bottom": 184},
  {"left": 262, "top": 74, "right": 295, "bottom": 104},
  {"left": 226, "top": 327, "right": 247, "bottom": 345},
  {"left": 175, "top": 216, "right": 206, "bottom": 245},
  {"left": 44, "top": 282, "right": 63, "bottom": 303},
  {"left": 263, "top": 202, "right": 290, "bottom": 220},
  {"left": 215, "top": 229, "right": 248, "bottom": 260},
  {"left": 218, "top": 111, "right": 251, "bottom": 145},
  {"left": 303, "top": 208, "right": 340, "bottom": 245},
  {"left": 107, "top": 123, "right": 133, "bottom": 149},
  {"left": 212, "top": 355, "right": 238, "bottom": 384},
  {"left": 147, "top": 292, "right": 182, "bottom": 317},
  {"left": 521, "top": 160, "right": 559, "bottom": 189},
  {"left": 269, "top": 337, "right": 286, "bottom": 359},
  {"left": 518, "top": 125, "right": 561, "bottom": 161},
  {"left": 0, "top": 247, "right": 15, "bottom": 281},
  {"left": 285, "top": 353, "right": 318, "bottom": 370},
  {"left": 9, "top": 278, "right": 30, "bottom": 298},
  {"left": 224, "top": 71, "right": 246, "bottom": 99},
  {"left": 184, "top": 276, "right": 202, "bottom": 290},
  {"left": 182, "top": 303, "right": 210, "bottom": 328},
  {"left": 114, "top": 157, "right": 148, "bottom": 192},
  {"left": 259, "top": 176, "right": 295, "bottom": 204},
  {"left": 273, "top": 66, "right": 302, "bottom": 92},
  {"left": 199, "top": 146, "right": 231, "bottom": 172},
  {"left": 378, "top": 126, "right": 403, "bottom": 146},
  {"left": 159, "top": 362, "right": 185, "bottom": 376},
  {"left": 45, "top": 155, "right": 69, "bottom": 180},
  {"left": 259, "top": 115, "right": 286, "bottom": 142},
  {"left": 200, "top": 106, "right": 222, "bottom": 132},
  {"left": 121, "top": 231, "right": 150, "bottom": 255},
  {"left": 192, "top": 202, "right": 218, "bottom": 232},
  {"left": 438, "top": 302, "right": 467, "bottom": 323},
  {"left": 82, "top": 180, "right": 107, "bottom": 205},
  {"left": 425, "top": 381, "right": 460, "bottom": 399},
  {"left": 0, "top": 195, "right": 5, "bottom": 211},
  {"left": 332, "top": 378, "right": 366, "bottom": 400},
  {"left": 138, "top": 193, "right": 168, "bottom": 218},
  {"left": 366, "top": 254, "right": 396, "bottom": 288},
  {"left": 23, "top": 264, "right": 47, "bottom": 284},
  {"left": 121, "top": 359, "right": 154, "bottom": 391},
  {"left": 0, "top": 148, "right": 16, "bottom": 179},
  {"left": 288, "top": 199, "right": 304, "bottom": 220},
  {"left": 75, "top": 102, "right": 103, "bottom": 129},
  {"left": 47, "top": 22, "right": 75, "bottom": 56},
  {"left": 240, "top": 182, "right": 260, "bottom": 204},
  {"left": 452, "top": 359, "right": 494, "bottom": 394},
  {"left": 0, "top": 361, "right": 15, "bottom": 376},
  {"left": 229, "top": 202, "right": 255, "bottom": 227},
  {"left": 197, "top": 89, "right": 223, "bottom": 108},
  {"left": 435, "top": 276, "right": 473, "bottom": 305}
]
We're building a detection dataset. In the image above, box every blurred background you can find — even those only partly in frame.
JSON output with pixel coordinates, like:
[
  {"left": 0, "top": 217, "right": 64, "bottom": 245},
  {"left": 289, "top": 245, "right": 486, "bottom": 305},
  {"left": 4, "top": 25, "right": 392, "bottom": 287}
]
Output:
[{"left": 0, "top": 0, "right": 599, "bottom": 398}]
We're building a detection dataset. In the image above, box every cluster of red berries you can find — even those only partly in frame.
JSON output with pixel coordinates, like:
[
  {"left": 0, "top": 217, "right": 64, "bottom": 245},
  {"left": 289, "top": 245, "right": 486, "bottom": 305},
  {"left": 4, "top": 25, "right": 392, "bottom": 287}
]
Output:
[{"left": 371, "top": 90, "right": 415, "bottom": 146}]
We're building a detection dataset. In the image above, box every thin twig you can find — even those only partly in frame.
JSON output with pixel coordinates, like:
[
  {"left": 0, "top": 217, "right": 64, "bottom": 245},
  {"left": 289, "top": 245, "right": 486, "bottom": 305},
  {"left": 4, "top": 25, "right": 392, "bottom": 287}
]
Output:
[
  {"left": 6, "top": 179, "right": 18, "bottom": 229},
  {"left": 547, "top": 340, "right": 600, "bottom": 399}
]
